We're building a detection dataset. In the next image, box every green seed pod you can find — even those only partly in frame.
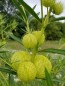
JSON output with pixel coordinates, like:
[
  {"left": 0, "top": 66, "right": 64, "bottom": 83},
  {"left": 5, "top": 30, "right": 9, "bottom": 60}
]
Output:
[
  {"left": 52, "top": 2, "right": 63, "bottom": 15},
  {"left": 11, "top": 51, "right": 31, "bottom": 71},
  {"left": 34, "top": 55, "right": 52, "bottom": 79},
  {"left": 32, "top": 31, "right": 45, "bottom": 46},
  {"left": 17, "top": 62, "right": 37, "bottom": 82},
  {"left": 22, "top": 33, "right": 37, "bottom": 48},
  {"left": 42, "top": 0, "right": 55, "bottom": 7}
]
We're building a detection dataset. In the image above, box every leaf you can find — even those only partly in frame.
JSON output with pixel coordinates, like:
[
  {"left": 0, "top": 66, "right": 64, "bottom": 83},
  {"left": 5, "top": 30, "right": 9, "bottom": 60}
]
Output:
[
  {"left": 0, "top": 51, "right": 8, "bottom": 53},
  {"left": 39, "top": 48, "right": 65, "bottom": 55},
  {"left": 6, "top": 32, "right": 22, "bottom": 44},
  {"left": 0, "top": 78, "right": 6, "bottom": 86},
  {"left": 52, "top": 17, "right": 65, "bottom": 21},
  {"left": 45, "top": 68, "right": 53, "bottom": 86},
  {"left": 0, "top": 67, "right": 16, "bottom": 75},
  {"left": 11, "top": 0, "right": 27, "bottom": 21},
  {"left": 18, "top": 0, "right": 41, "bottom": 22},
  {"left": 8, "top": 74, "right": 16, "bottom": 86},
  {"left": 33, "top": 5, "right": 37, "bottom": 10},
  {"left": 0, "top": 72, "right": 9, "bottom": 86},
  {"left": 53, "top": 79, "right": 65, "bottom": 84}
]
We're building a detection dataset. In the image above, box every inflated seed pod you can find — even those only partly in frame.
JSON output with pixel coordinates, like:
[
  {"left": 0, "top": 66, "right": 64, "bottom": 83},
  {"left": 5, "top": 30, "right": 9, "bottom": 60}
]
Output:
[
  {"left": 42, "top": 0, "right": 55, "bottom": 7},
  {"left": 32, "top": 31, "right": 45, "bottom": 46},
  {"left": 52, "top": 2, "right": 63, "bottom": 15},
  {"left": 34, "top": 55, "right": 52, "bottom": 79},
  {"left": 17, "top": 62, "right": 37, "bottom": 82},
  {"left": 22, "top": 33, "right": 37, "bottom": 48},
  {"left": 11, "top": 51, "right": 31, "bottom": 71}
]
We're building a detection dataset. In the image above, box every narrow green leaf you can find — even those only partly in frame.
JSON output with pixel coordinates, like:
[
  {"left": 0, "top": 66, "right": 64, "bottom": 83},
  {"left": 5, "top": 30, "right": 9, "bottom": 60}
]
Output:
[
  {"left": 0, "top": 67, "right": 16, "bottom": 75},
  {"left": 33, "top": 5, "right": 37, "bottom": 10},
  {"left": 39, "top": 48, "right": 65, "bottom": 55},
  {"left": 53, "top": 79, "right": 65, "bottom": 84},
  {"left": 52, "top": 17, "right": 65, "bottom": 21},
  {"left": 11, "top": 0, "right": 27, "bottom": 21},
  {"left": 0, "top": 78, "right": 6, "bottom": 86},
  {"left": 6, "top": 32, "right": 22, "bottom": 44},
  {"left": 18, "top": 0, "right": 41, "bottom": 22},
  {"left": 8, "top": 74, "right": 16, "bottom": 86},
  {"left": 0, "top": 72, "right": 9, "bottom": 86},
  {"left": 45, "top": 68, "right": 53, "bottom": 86},
  {"left": 0, "top": 51, "right": 8, "bottom": 53}
]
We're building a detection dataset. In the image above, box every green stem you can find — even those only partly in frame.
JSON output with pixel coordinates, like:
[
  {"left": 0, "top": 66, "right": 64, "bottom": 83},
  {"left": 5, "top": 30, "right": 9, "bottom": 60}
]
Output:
[
  {"left": 31, "top": 45, "right": 38, "bottom": 62},
  {"left": 47, "top": 8, "right": 51, "bottom": 21},
  {"left": 47, "top": 7, "right": 48, "bottom": 14},
  {"left": 20, "top": 6, "right": 30, "bottom": 33},
  {"left": 1, "top": 31, "right": 4, "bottom": 39},
  {"left": 26, "top": 20, "right": 30, "bottom": 33},
  {"left": 32, "top": 49, "right": 36, "bottom": 58},
  {"left": 40, "top": 0, "right": 43, "bottom": 22},
  {"left": 31, "top": 50, "right": 36, "bottom": 62},
  {"left": 41, "top": 8, "right": 51, "bottom": 33},
  {"left": 23, "top": 82, "right": 28, "bottom": 86},
  {"left": 9, "top": 73, "right": 10, "bottom": 86}
]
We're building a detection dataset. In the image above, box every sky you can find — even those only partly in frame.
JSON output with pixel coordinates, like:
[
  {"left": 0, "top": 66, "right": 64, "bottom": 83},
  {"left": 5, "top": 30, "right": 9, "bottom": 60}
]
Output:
[{"left": 24, "top": 0, "right": 65, "bottom": 18}]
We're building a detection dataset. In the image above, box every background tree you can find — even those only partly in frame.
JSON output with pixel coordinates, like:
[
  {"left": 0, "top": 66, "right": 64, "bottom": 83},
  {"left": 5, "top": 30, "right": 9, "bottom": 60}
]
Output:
[
  {"left": 0, "top": 0, "right": 16, "bottom": 15},
  {"left": 45, "top": 22, "right": 63, "bottom": 40}
]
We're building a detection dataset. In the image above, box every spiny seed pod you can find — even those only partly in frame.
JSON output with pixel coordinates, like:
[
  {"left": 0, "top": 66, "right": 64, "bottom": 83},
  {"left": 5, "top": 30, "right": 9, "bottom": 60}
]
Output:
[
  {"left": 34, "top": 55, "right": 52, "bottom": 79},
  {"left": 11, "top": 51, "right": 31, "bottom": 71},
  {"left": 32, "top": 31, "right": 45, "bottom": 46},
  {"left": 42, "top": 0, "right": 55, "bottom": 7},
  {"left": 17, "top": 62, "right": 37, "bottom": 82},
  {"left": 52, "top": 2, "right": 63, "bottom": 15},
  {"left": 22, "top": 33, "right": 37, "bottom": 48}
]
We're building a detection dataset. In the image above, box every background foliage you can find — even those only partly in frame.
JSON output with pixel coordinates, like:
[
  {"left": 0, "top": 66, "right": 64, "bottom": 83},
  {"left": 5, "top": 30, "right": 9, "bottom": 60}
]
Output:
[{"left": 0, "top": 0, "right": 65, "bottom": 40}]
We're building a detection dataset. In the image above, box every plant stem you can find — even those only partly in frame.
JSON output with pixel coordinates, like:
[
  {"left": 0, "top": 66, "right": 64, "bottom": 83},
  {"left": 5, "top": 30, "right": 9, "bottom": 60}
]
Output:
[
  {"left": 23, "top": 82, "right": 28, "bottom": 86},
  {"left": 8, "top": 73, "right": 10, "bottom": 86},
  {"left": 41, "top": 8, "right": 51, "bottom": 33},
  {"left": 26, "top": 20, "right": 30, "bottom": 33},
  {"left": 1, "top": 31, "right": 4, "bottom": 39},
  {"left": 47, "top": 7, "right": 48, "bottom": 14},
  {"left": 31, "top": 45, "right": 38, "bottom": 62},
  {"left": 40, "top": 0, "right": 43, "bottom": 22}
]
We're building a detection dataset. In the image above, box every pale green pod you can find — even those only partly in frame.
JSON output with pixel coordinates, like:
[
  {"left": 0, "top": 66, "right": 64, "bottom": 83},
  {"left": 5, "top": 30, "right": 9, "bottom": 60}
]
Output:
[
  {"left": 11, "top": 51, "right": 31, "bottom": 71},
  {"left": 17, "top": 62, "right": 37, "bottom": 82},
  {"left": 34, "top": 55, "right": 52, "bottom": 79},
  {"left": 42, "top": 0, "right": 55, "bottom": 7},
  {"left": 32, "top": 31, "right": 45, "bottom": 46},
  {"left": 52, "top": 2, "right": 63, "bottom": 15},
  {"left": 22, "top": 33, "right": 37, "bottom": 48}
]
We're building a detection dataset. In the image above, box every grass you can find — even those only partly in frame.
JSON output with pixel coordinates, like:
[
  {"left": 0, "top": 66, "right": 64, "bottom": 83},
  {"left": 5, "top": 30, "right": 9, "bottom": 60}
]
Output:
[
  {"left": 3, "top": 40, "right": 65, "bottom": 50},
  {"left": 4, "top": 40, "right": 23, "bottom": 50}
]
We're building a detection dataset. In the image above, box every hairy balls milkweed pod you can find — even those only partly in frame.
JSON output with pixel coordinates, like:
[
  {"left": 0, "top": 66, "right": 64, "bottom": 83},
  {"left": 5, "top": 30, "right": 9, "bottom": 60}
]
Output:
[
  {"left": 52, "top": 2, "right": 63, "bottom": 15},
  {"left": 32, "top": 31, "right": 45, "bottom": 46},
  {"left": 17, "top": 62, "right": 37, "bottom": 82},
  {"left": 22, "top": 33, "right": 37, "bottom": 48},
  {"left": 11, "top": 51, "right": 31, "bottom": 71},
  {"left": 34, "top": 55, "right": 52, "bottom": 79},
  {"left": 42, "top": 0, "right": 55, "bottom": 7}
]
